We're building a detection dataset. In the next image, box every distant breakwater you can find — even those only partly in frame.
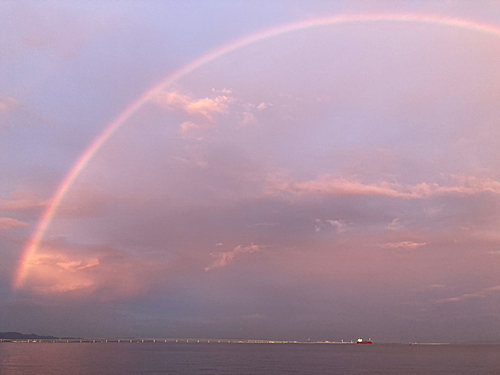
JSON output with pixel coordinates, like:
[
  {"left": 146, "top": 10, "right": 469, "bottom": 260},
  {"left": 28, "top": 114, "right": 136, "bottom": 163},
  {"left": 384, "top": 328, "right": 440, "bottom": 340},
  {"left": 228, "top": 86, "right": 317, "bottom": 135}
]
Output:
[{"left": 0, "top": 338, "right": 360, "bottom": 344}]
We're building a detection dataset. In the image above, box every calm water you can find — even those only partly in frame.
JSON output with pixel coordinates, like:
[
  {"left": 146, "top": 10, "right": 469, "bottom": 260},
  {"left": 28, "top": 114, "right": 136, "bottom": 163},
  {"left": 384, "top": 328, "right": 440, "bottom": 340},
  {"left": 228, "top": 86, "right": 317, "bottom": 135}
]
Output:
[{"left": 1, "top": 342, "right": 500, "bottom": 375}]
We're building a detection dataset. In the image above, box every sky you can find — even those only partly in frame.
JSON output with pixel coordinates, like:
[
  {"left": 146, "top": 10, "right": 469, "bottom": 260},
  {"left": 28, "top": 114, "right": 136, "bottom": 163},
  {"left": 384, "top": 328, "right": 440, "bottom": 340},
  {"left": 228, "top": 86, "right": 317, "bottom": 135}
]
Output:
[{"left": 2, "top": 0, "right": 500, "bottom": 343}]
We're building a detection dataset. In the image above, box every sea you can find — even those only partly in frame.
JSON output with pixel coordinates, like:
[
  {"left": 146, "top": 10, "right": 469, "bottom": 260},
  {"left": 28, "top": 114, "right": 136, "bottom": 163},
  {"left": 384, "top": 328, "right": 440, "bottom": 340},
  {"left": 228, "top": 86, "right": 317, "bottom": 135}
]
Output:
[{"left": 1, "top": 342, "right": 500, "bottom": 374}]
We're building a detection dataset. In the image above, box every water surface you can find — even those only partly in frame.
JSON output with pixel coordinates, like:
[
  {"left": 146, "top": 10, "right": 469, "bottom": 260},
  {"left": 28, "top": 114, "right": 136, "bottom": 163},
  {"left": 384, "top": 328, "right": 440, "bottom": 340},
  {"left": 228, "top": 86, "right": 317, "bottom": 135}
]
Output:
[{"left": 1, "top": 342, "right": 500, "bottom": 374}]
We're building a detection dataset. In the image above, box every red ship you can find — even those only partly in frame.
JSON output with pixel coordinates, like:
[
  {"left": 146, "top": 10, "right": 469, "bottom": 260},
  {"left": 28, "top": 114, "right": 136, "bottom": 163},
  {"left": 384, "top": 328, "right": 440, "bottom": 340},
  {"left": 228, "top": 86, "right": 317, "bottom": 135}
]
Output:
[{"left": 357, "top": 338, "right": 372, "bottom": 344}]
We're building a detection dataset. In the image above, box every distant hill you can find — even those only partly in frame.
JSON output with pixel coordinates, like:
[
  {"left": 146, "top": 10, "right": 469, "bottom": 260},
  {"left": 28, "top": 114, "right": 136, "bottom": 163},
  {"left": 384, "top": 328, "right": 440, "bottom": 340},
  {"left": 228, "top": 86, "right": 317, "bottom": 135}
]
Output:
[{"left": 0, "top": 332, "right": 59, "bottom": 340}]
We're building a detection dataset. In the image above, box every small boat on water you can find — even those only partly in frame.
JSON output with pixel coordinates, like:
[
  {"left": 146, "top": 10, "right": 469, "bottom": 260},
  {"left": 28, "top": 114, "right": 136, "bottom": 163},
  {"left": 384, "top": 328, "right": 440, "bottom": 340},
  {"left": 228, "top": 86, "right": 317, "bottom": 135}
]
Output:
[{"left": 357, "top": 338, "right": 372, "bottom": 344}]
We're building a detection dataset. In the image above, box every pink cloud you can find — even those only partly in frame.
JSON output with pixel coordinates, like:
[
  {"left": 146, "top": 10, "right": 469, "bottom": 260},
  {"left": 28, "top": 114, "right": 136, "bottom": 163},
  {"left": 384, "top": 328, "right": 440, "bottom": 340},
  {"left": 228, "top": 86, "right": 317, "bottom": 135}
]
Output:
[
  {"left": 56, "top": 258, "right": 99, "bottom": 272},
  {"left": 185, "top": 96, "right": 233, "bottom": 118},
  {"left": 314, "top": 219, "right": 324, "bottom": 232},
  {"left": 0, "top": 191, "right": 46, "bottom": 212},
  {"left": 0, "top": 94, "right": 22, "bottom": 128},
  {"left": 23, "top": 241, "right": 163, "bottom": 297},
  {"left": 211, "top": 88, "right": 232, "bottom": 95},
  {"left": 242, "top": 111, "right": 257, "bottom": 126},
  {"left": 436, "top": 175, "right": 500, "bottom": 195},
  {"left": 180, "top": 121, "right": 202, "bottom": 134},
  {"left": 387, "top": 218, "right": 404, "bottom": 231},
  {"left": 256, "top": 102, "right": 268, "bottom": 111},
  {"left": 381, "top": 241, "right": 427, "bottom": 250},
  {"left": 326, "top": 220, "right": 348, "bottom": 233},
  {"left": 315, "top": 219, "right": 347, "bottom": 233},
  {"left": 265, "top": 175, "right": 415, "bottom": 198},
  {"left": 0, "top": 94, "right": 20, "bottom": 114},
  {"left": 27, "top": 252, "right": 100, "bottom": 294},
  {"left": 437, "top": 285, "right": 500, "bottom": 303},
  {"left": 153, "top": 91, "right": 235, "bottom": 121},
  {"left": 420, "top": 284, "right": 446, "bottom": 291},
  {"left": 205, "top": 244, "right": 261, "bottom": 271},
  {"left": 265, "top": 174, "right": 500, "bottom": 199},
  {"left": 0, "top": 217, "right": 29, "bottom": 229}
]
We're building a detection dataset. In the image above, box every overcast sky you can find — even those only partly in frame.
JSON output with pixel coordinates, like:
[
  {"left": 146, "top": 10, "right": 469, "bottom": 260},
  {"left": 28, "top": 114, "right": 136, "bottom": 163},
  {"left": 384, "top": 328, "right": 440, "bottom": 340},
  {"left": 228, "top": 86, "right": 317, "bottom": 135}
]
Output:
[{"left": 2, "top": 0, "right": 500, "bottom": 343}]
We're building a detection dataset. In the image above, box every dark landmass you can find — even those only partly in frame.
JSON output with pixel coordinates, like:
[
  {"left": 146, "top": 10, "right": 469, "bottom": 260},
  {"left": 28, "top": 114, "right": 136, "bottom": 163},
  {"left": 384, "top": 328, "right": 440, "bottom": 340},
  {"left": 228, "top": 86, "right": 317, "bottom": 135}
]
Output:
[{"left": 0, "top": 332, "right": 59, "bottom": 340}]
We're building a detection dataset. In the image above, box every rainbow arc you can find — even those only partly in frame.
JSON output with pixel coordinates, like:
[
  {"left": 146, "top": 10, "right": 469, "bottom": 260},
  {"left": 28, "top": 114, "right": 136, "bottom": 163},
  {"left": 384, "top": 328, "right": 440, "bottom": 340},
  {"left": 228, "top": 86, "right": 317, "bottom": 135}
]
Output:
[{"left": 13, "top": 13, "right": 500, "bottom": 289}]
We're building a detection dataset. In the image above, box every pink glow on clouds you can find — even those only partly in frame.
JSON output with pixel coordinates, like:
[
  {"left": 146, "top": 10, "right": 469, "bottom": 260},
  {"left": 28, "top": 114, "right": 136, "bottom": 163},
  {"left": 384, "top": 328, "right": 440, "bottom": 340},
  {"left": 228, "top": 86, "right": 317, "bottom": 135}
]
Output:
[
  {"left": 0, "top": 192, "right": 47, "bottom": 212},
  {"left": 179, "top": 121, "right": 201, "bottom": 134},
  {"left": 154, "top": 91, "right": 235, "bottom": 121},
  {"left": 56, "top": 257, "right": 99, "bottom": 272},
  {"left": 266, "top": 174, "right": 500, "bottom": 199},
  {"left": 437, "top": 285, "right": 500, "bottom": 303},
  {"left": 387, "top": 218, "right": 404, "bottom": 231},
  {"left": 0, "top": 94, "right": 20, "bottom": 114},
  {"left": 14, "top": 11, "right": 500, "bottom": 296},
  {"left": 0, "top": 217, "right": 29, "bottom": 230},
  {"left": 381, "top": 241, "right": 427, "bottom": 250},
  {"left": 326, "top": 220, "right": 348, "bottom": 232},
  {"left": 153, "top": 90, "right": 236, "bottom": 135},
  {"left": 205, "top": 244, "right": 261, "bottom": 271},
  {"left": 24, "top": 244, "right": 160, "bottom": 297},
  {"left": 6, "top": 5, "right": 500, "bottom": 341},
  {"left": 315, "top": 219, "right": 348, "bottom": 233},
  {"left": 27, "top": 252, "right": 99, "bottom": 294}
]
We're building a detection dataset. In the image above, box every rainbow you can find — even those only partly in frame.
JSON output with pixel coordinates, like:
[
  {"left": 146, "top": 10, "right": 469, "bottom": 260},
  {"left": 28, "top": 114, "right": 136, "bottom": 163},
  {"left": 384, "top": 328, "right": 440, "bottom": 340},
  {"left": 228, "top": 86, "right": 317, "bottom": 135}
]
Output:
[{"left": 13, "top": 12, "right": 500, "bottom": 289}]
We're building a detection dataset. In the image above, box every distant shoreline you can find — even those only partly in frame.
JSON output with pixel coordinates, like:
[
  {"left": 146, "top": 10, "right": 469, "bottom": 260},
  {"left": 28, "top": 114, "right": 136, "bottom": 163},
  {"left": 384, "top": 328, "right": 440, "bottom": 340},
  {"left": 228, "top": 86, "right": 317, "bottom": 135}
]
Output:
[
  {"left": 0, "top": 338, "right": 482, "bottom": 345},
  {"left": 2, "top": 332, "right": 499, "bottom": 345}
]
